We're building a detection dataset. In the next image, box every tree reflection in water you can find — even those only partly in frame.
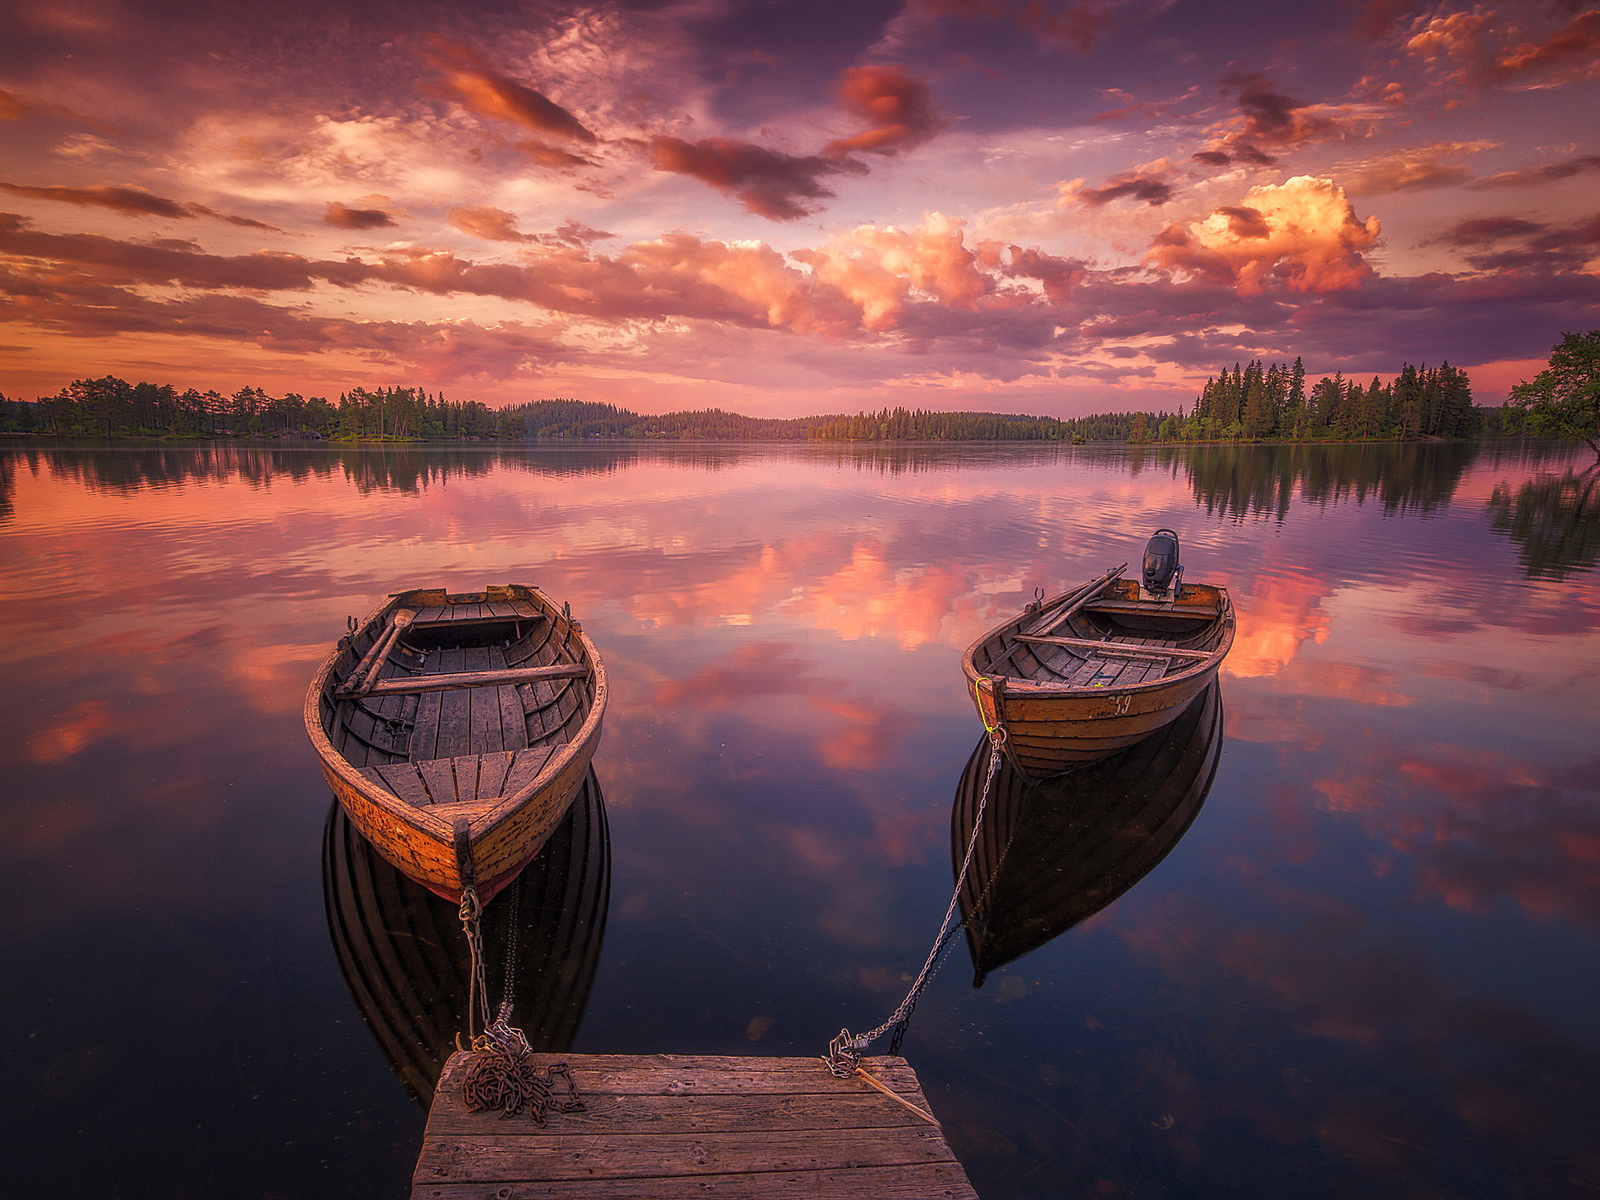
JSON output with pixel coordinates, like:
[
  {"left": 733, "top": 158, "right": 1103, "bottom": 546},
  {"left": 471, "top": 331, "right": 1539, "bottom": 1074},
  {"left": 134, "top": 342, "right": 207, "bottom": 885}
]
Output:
[{"left": 1487, "top": 467, "right": 1600, "bottom": 580}]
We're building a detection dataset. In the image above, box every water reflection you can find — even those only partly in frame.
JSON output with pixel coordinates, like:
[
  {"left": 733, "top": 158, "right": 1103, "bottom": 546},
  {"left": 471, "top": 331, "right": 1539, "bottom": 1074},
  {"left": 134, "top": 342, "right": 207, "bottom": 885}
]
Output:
[
  {"left": 1487, "top": 467, "right": 1600, "bottom": 580},
  {"left": 322, "top": 768, "right": 609, "bottom": 1106},
  {"left": 7, "top": 438, "right": 1587, "bottom": 511},
  {"left": 951, "top": 681, "right": 1222, "bottom": 986},
  {"left": 1174, "top": 440, "right": 1481, "bottom": 522}
]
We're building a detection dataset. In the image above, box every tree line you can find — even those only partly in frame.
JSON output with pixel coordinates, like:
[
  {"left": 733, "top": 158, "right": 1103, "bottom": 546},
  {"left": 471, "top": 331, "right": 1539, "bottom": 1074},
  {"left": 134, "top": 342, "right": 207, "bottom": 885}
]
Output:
[
  {"left": 1185, "top": 358, "right": 1485, "bottom": 442},
  {"left": 0, "top": 359, "right": 1558, "bottom": 445}
]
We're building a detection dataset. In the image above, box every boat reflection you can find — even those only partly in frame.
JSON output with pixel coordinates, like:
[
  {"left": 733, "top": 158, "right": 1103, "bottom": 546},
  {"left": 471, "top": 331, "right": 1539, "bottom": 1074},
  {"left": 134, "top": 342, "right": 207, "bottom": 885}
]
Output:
[
  {"left": 321, "top": 766, "right": 609, "bottom": 1106},
  {"left": 951, "top": 680, "right": 1223, "bottom": 986}
]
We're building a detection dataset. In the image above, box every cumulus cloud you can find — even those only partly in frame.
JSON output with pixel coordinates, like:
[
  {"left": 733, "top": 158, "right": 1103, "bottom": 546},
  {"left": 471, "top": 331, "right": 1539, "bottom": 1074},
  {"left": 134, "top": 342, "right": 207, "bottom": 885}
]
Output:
[
  {"left": 650, "top": 136, "right": 863, "bottom": 221},
  {"left": 324, "top": 201, "right": 397, "bottom": 230},
  {"left": 1148, "top": 177, "right": 1382, "bottom": 296},
  {"left": 825, "top": 65, "right": 945, "bottom": 157},
  {"left": 795, "top": 212, "right": 988, "bottom": 329},
  {"left": 0, "top": 182, "right": 277, "bottom": 229},
  {"left": 1000, "top": 247, "right": 1088, "bottom": 303}
]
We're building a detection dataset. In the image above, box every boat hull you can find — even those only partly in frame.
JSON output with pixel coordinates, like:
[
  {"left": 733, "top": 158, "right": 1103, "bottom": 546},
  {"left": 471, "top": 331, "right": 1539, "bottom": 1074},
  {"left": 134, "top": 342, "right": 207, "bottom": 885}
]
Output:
[
  {"left": 963, "top": 572, "right": 1233, "bottom": 778},
  {"left": 304, "top": 584, "right": 606, "bottom": 904},
  {"left": 322, "top": 767, "right": 609, "bottom": 1105}
]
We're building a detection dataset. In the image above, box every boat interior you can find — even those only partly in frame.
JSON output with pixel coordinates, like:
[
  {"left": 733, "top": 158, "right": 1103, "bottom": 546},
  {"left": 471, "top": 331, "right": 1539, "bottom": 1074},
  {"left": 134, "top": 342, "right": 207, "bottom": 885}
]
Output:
[
  {"left": 977, "top": 579, "right": 1229, "bottom": 691},
  {"left": 316, "top": 592, "right": 595, "bottom": 809}
]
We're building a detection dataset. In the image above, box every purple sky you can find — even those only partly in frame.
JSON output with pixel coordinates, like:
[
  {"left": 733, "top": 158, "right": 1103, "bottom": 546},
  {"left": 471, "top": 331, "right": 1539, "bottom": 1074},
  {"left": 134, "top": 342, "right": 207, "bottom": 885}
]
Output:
[{"left": 1, "top": 0, "right": 1597, "bottom": 416}]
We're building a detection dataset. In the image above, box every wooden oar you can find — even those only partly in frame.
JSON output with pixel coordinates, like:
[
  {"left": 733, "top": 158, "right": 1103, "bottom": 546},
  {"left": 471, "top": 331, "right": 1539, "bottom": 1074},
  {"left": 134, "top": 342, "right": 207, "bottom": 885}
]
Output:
[
  {"left": 1025, "top": 563, "right": 1128, "bottom": 638},
  {"left": 357, "top": 662, "right": 588, "bottom": 697},
  {"left": 341, "top": 610, "right": 414, "bottom": 696}
]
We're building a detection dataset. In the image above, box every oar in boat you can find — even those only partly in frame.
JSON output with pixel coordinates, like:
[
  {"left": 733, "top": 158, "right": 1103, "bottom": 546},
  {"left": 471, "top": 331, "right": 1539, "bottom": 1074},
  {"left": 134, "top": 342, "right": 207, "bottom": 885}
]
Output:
[
  {"left": 339, "top": 610, "right": 414, "bottom": 698},
  {"left": 1023, "top": 563, "right": 1128, "bottom": 638}
]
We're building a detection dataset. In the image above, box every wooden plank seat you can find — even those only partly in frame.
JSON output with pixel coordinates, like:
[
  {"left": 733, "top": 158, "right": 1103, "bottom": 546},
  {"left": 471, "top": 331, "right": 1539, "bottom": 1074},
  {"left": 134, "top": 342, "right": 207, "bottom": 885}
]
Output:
[
  {"left": 1084, "top": 598, "right": 1221, "bottom": 618},
  {"left": 1014, "top": 633, "right": 1215, "bottom": 661},
  {"left": 354, "top": 663, "right": 589, "bottom": 698}
]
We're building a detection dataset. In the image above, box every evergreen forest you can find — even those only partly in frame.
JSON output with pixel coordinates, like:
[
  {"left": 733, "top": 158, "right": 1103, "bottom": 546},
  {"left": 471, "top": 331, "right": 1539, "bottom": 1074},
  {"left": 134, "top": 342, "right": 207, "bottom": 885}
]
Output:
[{"left": 0, "top": 360, "right": 1536, "bottom": 444}]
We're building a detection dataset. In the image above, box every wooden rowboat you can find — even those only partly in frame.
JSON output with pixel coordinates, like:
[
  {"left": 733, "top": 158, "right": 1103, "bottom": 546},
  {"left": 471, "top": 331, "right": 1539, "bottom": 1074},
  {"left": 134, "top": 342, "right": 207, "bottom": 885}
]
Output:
[
  {"left": 963, "top": 551, "right": 1233, "bottom": 778},
  {"left": 304, "top": 584, "right": 606, "bottom": 904},
  {"left": 952, "top": 679, "right": 1222, "bottom": 986},
  {"left": 322, "top": 768, "right": 609, "bottom": 1105}
]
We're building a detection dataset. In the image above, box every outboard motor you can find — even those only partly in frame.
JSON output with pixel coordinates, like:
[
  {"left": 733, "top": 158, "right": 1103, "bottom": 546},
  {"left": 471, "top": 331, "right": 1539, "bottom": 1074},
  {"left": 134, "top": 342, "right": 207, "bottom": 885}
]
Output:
[{"left": 1141, "top": 528, "right": 1182, "bottom": 599}]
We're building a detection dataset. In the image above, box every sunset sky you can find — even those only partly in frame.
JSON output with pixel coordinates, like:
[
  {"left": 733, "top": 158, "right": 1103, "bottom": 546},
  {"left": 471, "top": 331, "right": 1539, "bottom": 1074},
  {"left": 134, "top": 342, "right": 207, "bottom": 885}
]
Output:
[{"left": 2, "top": 0, "right": 1597, "bottom": 417}]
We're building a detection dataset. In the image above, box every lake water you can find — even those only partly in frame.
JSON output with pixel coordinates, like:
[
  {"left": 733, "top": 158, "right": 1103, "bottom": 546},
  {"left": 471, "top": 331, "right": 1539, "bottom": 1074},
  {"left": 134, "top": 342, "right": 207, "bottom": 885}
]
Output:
[{"left": 3, "top": 439, "right": 1598, "bottom": 1199}]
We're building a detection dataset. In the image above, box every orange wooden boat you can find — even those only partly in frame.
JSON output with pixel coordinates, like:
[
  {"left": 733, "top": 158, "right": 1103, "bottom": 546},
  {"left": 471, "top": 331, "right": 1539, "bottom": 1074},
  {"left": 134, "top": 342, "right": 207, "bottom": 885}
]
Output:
[
  {"left": 963, "top": 532, "right": 1233, "bottom": 779},
  {"left": 304, "top": 584, "right": 606, "bottom": 904}
]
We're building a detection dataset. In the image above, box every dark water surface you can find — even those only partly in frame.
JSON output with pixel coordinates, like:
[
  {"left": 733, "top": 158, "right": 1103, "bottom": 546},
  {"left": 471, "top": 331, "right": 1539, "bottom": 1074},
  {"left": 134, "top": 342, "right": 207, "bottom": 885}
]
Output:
[{"left": 3, "top": 440, "right": 1598, "bottom": 1199}]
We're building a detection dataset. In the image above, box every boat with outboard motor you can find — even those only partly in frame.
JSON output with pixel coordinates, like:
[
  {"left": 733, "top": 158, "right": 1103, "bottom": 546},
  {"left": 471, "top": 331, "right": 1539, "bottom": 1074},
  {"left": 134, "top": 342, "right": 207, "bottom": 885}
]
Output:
[{"left": 962, "top": 530, "right": 1234, "bottom": 778}]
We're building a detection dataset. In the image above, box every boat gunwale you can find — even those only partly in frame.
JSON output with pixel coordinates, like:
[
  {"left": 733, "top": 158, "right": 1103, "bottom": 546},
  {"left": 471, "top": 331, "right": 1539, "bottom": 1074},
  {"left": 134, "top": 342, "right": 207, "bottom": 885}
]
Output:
[
  {"left": 961, "top": 578, "right": 1235, "bottom": 697},
  {"left": 303, "top": 584, "right": 608, "bottom": 842}
]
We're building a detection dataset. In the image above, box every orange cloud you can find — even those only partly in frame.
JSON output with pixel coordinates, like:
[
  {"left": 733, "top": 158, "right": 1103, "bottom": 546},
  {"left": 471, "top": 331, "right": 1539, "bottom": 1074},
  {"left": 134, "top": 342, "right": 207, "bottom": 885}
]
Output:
[
  {"left": 1148, "top": 176, "right": 1381, "bottom": 296},
  {"left": 428, "top": 41, "right": 596, "bottom": 145},
  {"left": 447, "top": 205, "right": 528, "bottom": 242},
  {"left": 1340, "top": 142, "right": 1491, "bottom": 194},
  {"left": 1404, "top": 5, "right": 1600, "bottom": 89},
  {"left": 0, "top": 182, "right": 279, "bottom": 229},
  {"left": 825, "top": 65, "right": 944, "bottom": 158}
]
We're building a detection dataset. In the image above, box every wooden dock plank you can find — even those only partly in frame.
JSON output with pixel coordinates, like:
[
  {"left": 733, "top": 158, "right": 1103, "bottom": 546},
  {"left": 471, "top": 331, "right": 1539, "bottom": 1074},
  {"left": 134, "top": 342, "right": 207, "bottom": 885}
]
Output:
[
  {"left": 416, "top": 1164, "right": 977, "bottom": 1199},
  {"left": 412, "top": 1053, "right": 975, "bottom": 1200}
]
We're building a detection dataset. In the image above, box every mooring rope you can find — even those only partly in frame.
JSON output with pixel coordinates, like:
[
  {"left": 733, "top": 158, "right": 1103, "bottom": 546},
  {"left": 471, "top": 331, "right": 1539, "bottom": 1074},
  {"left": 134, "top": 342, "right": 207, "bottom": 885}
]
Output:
[
  {"left": 823, "top": 725, "right": 1008, "bottom": 1079},
  {"left": 455, "top": 875, "right": 585, "bottom": 1122}
]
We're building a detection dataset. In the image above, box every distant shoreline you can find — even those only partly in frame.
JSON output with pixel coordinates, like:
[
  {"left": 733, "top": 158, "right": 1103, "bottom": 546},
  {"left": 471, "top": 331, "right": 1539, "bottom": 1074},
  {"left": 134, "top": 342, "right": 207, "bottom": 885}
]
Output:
[{"left": 1, "top": 431, "right": 1528, "bottom": 448}]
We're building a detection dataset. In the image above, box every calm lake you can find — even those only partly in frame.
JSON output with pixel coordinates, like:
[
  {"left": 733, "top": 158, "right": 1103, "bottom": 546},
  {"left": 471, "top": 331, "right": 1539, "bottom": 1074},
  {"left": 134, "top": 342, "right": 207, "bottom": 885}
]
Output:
[{"left": 3, "top": 439, "right": 1598, "bottom": 1199}]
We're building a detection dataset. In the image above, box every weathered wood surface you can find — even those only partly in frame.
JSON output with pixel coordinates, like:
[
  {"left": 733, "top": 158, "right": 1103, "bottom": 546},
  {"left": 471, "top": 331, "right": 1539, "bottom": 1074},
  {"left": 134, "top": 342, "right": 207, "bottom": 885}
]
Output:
[
  {"left": 306, "top": 583, "right": 608, "bottom": 903},
  {"left": 362, "top": 663, "right": 590, "bottom": 697},
  {"left": 411, "top": 1053, "right": 977, "bottom": 1200},
  {"left": 1013, "top": 633, "right": 1215, "bottom": 661}
]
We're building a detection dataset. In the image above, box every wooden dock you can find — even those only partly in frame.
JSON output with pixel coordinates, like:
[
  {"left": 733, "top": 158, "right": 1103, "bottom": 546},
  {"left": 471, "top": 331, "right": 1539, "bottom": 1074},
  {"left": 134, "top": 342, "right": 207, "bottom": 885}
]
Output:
[{"left": 411, "top": 1052, "right": 978, "bottom": 1198}]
